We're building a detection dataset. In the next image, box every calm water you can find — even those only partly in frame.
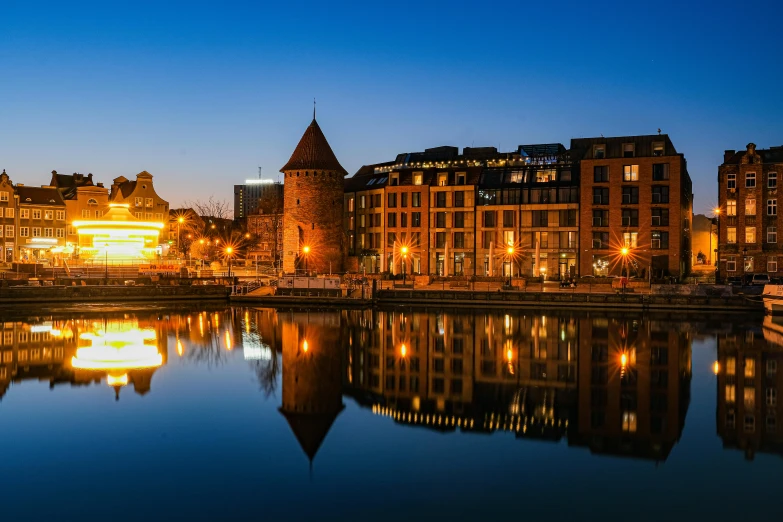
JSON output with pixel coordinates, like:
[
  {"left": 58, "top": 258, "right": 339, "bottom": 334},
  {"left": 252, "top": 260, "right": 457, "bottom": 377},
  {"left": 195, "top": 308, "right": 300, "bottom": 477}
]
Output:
[{"left": 0, "top": 304, "right": 780, "bottom": 521}]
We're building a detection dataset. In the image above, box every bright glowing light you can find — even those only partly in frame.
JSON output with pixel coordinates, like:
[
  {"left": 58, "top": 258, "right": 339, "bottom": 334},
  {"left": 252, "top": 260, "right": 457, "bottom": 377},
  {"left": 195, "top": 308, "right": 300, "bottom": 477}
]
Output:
[
  {"left": 714, "top": 207, "right": 721, "bottom": 215},
  {"left": 621, "top": 247, "right": 629, "bottom": 256},
  {"left": 620, "top": 353, "right": 628, "bottom": 367},
  {"left": 72, "top": 326, "right": 162, "bottom": 370},
  {"left": 401, "top": 344, "right": 407, "bottom": 357},
  {"left": 506, "top": 246, "right": 514, "bottom": 255},
  {"left": 177, "top": 340, "right": 184, "bottom": 357},
  {"left": 107, "top": 373, "right": 129, "bottom": 386},
  {"left": 401, "top": 246, "right": 408, "bottom": 255},
  {"left": 225, "top": 331, "right": 232, "bottom": 351},
  {"left": 303, "top": 245, "right": 310, "bottom": 254},
  {"left": 303, "top": 339, "right": 309, "bottom": 352},
  {"left": 226, "top": 247, "right": 233, "bottom": 255},
  {"left": 506, "top": 348, "right": 513, "bottom": 361},
  {"left": 713, "top": 361, "right": 720, "bottom": 375},
  {"left": 178, "top": 216, "right": 184, "bottom": 224}
]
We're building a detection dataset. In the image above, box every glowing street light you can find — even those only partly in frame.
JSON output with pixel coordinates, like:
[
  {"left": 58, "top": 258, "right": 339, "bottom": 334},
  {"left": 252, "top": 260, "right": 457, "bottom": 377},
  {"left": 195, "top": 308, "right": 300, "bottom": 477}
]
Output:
[
  {"left": 506, "top": 246, "right": 514, "bottom": 286},
  {"left": 225, "top": 246, "right": 234, "bottom": 278},
  {"left": 401, "top": 245, "right": 409, "bottom": 285},
  {"left": 620, "top": 246, "right": 629, "bottom": 294},
  {"left": 302, "top": 245, "right": 311, "bottom": 275}
]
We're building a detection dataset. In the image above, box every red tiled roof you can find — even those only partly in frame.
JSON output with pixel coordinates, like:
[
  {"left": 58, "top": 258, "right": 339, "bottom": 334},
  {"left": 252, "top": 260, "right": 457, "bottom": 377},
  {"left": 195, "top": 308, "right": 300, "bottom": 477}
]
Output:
[{"left": 280, "top": 119, "right": 348, "bottom": 176}]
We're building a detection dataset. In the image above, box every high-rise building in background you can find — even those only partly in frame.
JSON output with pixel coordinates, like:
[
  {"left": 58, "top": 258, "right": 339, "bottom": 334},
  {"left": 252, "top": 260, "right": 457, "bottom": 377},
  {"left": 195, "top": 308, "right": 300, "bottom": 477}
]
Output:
[{"left": 234, "top": 178, "right": 283, "bottom": 219}]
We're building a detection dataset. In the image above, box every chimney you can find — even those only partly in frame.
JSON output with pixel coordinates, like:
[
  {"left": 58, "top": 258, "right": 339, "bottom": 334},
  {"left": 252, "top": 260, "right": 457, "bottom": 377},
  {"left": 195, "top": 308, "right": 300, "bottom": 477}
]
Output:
[
  {"left": 97, "top": 182, "right": 104, "bottom": 188},
  {"left": 724, "top": 150, "right": 735, "bottom": 163},
  {"left": 87, "top": 173, "right": 93, "bottom": 181}
]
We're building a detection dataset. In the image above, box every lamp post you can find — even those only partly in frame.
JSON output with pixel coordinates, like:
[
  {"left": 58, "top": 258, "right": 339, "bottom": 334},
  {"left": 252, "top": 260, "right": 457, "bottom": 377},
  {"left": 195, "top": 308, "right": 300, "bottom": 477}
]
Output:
[
  {"left": 177, "top": 216, "right": 184, "bottom": 259},
  {"left": 743, "top": 246, "right": 749, "bottom": 283},
  {"left": 226, "top": 246, "right": 233, "bottom": 279},
  {"left": 621, "top": 246, "right": 629, "bottom": 295},
  {"left": 302, "top": 245, "right": 310, "bottom": 276},
  {"left": 401, "top": 245, "right": 408, "bottom": 286},
  {"left": 713, "top": 206, "right": 720, "bottom": 283},
  {"left": 506, "top": 246, "right": 514, "bottom": 287}
]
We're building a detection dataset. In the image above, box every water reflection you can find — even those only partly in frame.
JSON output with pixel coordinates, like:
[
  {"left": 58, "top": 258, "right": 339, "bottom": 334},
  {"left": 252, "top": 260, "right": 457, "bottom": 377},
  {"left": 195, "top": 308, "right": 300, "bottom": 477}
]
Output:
[
  {"left": 1, "top": 306, "right": 778, "bottom": 465},
  {"left": 715, "top": 315, "right": 783, "bottom": 459}
]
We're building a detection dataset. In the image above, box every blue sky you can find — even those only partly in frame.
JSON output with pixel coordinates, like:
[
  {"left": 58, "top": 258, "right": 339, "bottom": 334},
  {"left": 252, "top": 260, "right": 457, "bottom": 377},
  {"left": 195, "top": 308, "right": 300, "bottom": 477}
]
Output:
[{"left": 2, "top": 0, "right": 781, "bottom": 213}]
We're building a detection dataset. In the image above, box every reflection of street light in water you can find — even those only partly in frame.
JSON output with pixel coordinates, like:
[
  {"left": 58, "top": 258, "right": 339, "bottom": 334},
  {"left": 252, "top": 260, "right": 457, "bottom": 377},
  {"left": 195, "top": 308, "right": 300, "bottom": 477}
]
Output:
[
  {"left": 713, "top": 361, "right": 720, "bottom": 375},
  {"left": 302, "top": 339, "right": 309, "bottom": 353},
  {"left": 400, "top": 343, "right": 407, "bottom": 358}
]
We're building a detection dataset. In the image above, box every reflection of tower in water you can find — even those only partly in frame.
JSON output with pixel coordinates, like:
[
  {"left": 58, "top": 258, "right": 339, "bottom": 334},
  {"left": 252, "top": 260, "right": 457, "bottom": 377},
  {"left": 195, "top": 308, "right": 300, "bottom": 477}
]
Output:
[{"left": 279, "top": 311, "right": 344, "bottom": 466}]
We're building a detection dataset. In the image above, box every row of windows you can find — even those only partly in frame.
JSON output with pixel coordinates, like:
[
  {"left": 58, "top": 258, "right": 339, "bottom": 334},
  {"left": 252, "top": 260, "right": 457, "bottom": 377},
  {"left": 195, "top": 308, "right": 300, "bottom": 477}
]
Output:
[
  {"left": 593, "top": 231, "right": 669, "bottom": 250},
  {"left": 726, "top": 226, "right": 777, "bottom": 244},
  {"left": 726, "top": 256, "right": 780, "bottom": 272},
  {"left": 721, "top": 357, "right": 776, "bottom": 377},
  {"left": 593, "top": 164, "right": 670, "bottom": 183},
  {"left": 350, "top": 187, "right": 580, "bottom": 209},
  {"left": 133, "top": 197, "right": 158, "bottom": 208},
  {"left": 592, "top": 209, "right": 670, "bottom": 227},
  {"left": 725, "top": 198, "right": 778, "bottom": 216},
  {"left": 0, "top": 347, "right": 64, "bottom": 361},
  {"left": 12, "top": 209, "right": 66, "bottom": 220},
  {"left": 11, "top": 227, "right": 66, "bottom": 238},
  {"left": 352, "top": 210, "right": 579, "bottom": 230},
  {"left": 593, "top": 186, "right": 670, "bottom": 204},
  {"left": 727, "top": 171, "right": 778, "bottom": 189}
]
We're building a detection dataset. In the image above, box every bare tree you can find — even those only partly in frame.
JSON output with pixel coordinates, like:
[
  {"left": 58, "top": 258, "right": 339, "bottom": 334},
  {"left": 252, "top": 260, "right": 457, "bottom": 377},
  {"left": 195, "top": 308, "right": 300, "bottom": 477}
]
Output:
[
  {"left": 250, "top": 348, "right": 280, "bottom": 398},
  {"left": 185, "top": 196, "right": 232, "bottom": 221}
]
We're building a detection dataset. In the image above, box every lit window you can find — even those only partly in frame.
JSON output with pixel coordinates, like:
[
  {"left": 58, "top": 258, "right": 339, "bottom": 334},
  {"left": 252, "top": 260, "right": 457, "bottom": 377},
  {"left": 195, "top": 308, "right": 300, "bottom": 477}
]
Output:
[
  {"left": 622, "top": 411, "right": 637, "bottom": 432},
  {"left": 745, "top": 357, "right": 756, "bottom": 378},
  {"left": 744, "top": 256, "right": 754, "bottom": 272},
  {"left": 726, "top": 200, "right": 736, "bottom": 216},
  {"left": 0, "top": 191, "right": 8, "bottom": 202},
  {"left": 438, "top": 173, "right": 448, "bottom": 186},
  {"left": 746, "top": 198, "right": 756, "bottom": 216},
  {"left": 623, "top": 165, "right": 639, "bottom": 181},
  {"left": 744, "top": 387, "right": 755, "bottom": 409},
  {"left": 413, "top": 172, "right": 423, "bottom": 186},
  {"left": 726, "top": 357, "right": 736, "bottom": 375},
  {"left": 727, "top": 227, "right": 737, "bottom": 244},
  {"left": 725, "top": 384, "right": 736, "bottom": 403},
  {"left": 746, "top": 227, "right": 756, "bottom": 244}
]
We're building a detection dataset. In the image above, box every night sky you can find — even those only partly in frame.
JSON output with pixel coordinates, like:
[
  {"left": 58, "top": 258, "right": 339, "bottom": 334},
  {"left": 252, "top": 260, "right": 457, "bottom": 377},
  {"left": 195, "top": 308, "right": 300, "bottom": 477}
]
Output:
[{"left": 2, "top": 0, "right": 781, "bottom": 214}]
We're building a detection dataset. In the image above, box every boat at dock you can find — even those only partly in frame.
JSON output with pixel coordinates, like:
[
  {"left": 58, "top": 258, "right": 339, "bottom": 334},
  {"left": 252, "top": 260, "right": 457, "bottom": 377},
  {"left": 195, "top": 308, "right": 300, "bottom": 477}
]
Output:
[{"left": 762, "top": 285, "right": 783, "bottom": 315}]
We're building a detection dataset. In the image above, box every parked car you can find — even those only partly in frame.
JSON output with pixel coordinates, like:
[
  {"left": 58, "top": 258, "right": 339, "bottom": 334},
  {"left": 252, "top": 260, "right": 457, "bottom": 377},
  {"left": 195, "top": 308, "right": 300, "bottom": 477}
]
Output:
[
  {"left": 751, "top": 274, "right": 771, "bottom": 286},
  {"left": 726, "top": 276, "right": 743, "bottom": 286}
]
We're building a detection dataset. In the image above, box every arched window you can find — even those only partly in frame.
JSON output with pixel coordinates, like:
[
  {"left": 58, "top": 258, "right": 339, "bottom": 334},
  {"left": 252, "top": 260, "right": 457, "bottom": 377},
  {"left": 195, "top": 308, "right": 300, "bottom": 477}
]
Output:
[{"left": 87, "top": 198, "right": 98, "bottom": 205}]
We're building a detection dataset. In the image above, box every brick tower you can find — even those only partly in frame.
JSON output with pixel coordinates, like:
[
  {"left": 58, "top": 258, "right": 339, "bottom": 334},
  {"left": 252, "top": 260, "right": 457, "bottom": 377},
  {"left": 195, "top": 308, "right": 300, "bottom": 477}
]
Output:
[{"left": 281, "top": 117, "right": 347, "bottom": 274}]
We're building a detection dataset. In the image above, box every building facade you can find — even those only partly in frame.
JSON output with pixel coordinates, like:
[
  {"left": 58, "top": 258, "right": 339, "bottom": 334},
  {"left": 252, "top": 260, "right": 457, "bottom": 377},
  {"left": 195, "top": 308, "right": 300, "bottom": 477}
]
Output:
[
  {"left": 344, "top": 144, "right": 580, "bottom": 277},
  {"left": 234, "top": 179, "right": 283, "bottom": 219},
  {"left": 575, "top": 135, "right": 693, "bottom": 279},
  {"left": 717, "top": 143, "right": 783, "bottom": 281},
  {"left": 109, "top": 171, "right": 169, "bottom": 226},
  {"left": 0, "top": 170, "right": 16, "bottom": 263},
  {"left": 49, "top": 171, "right": 110, "bottom": 257},
  {"left": 247, "top": 212, "right": 283, "bottom": 265},
  {"left": 281, "top": 118, "right": 347, "bottom": 274},
  {"left": 15, "top": 185, "right": 67, "bottom": 263}
]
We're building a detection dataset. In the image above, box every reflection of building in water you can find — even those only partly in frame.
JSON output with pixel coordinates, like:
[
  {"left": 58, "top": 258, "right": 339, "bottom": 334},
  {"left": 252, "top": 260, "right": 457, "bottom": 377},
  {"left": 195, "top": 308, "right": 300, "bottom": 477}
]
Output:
[
  {"left": 716, "top": 316, "right": 783, "bottom": 459},
  {"left": 570, "top": 317, "right": 691, "bottom": 461},
  {"left": 0, "top": 315, "right": 168, "bottom": 401},
  {"left": 0, "top": 321, "right": 74, "bottom": 400},
  {"left": 279, "top": 311, "right": 344, "bottom": 464},
  {"left": 347, "top": 311, "right": 578, "bottom": 440}
]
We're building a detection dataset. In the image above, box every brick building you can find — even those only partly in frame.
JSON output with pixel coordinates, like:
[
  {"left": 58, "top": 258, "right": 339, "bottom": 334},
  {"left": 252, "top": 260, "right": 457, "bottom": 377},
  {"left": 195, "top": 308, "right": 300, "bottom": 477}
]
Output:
[
  {"left": 715, "top": 317, "right": 782, "bottom": 459},
  {"left": 15, "top": 185, "right": 67, "bottom": 264},
  {"left": 574, "top": 135, "right": 693, "bottom": 279},
  {"left": 717, "top": 143, "right": 783, "bottom": 281},
  {"left": 344, "top": 144, "right": 580, "bottom": 277},
  {"left": 109, "top": 171, "right": 169, "bottom": 226},
  {"left": 0, "top": 170, "right": 15, "bottom": 263},
  {"left": 281, "top": 117, "right": 347, "bottom": 274}
]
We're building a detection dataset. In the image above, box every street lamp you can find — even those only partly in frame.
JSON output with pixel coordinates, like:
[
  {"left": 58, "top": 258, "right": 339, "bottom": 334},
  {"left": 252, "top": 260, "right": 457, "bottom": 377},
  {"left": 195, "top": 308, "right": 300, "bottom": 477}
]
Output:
[
  {"left": 506, "top": 246, "right": 514, "bottom": 287},
  {"left": 401, "top": 245, "right": 408, "bottom": 285},
  {"left": 302, "top": 245, "right": 311, "bottom": 275},
  {"left": 620, "top": 246, "right": 629, "bottom": 294},
  {"left": 225, "top": 246, "right": 234, "bottom": 278},
  {"left": 713, "top": 206, "right": 720, "bottom": 283},
  {"left": 177, "top": 216, "right": 185, "bottom": 259}
]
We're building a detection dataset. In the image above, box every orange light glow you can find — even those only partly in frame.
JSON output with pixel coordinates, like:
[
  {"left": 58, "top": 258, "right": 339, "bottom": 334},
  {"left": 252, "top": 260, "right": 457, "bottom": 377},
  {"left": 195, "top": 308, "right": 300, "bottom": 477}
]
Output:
[
  {"left": 620, "top": 353, "right": 628, "bottom": 367},
  {"left": 303, "top": 245, "right": 310, "bottom": 254},
  {"left": 621, "top": 247, "right": 629, "bottom": 256},
  {"left": 713, "top": 361, "right": 720, "bottom": 375},
  {"left": 303, "top": 339, "right": 309, "bottom": 352},
  {"left": 401, "top": 344, "right": 407, "bottom": 357}
]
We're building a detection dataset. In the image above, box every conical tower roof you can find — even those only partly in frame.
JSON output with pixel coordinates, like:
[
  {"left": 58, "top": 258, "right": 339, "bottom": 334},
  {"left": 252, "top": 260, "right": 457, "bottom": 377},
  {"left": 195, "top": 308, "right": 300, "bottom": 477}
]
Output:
[
  {"left": 280, "top": 119, "right": 348, "bottom": 176},
  {"left": 279, "top": 405, "right": 344, "bottom": 462}
]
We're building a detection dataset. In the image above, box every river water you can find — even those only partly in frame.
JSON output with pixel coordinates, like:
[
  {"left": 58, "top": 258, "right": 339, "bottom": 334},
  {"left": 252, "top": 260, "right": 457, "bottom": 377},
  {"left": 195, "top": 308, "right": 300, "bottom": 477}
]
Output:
[{"left": 0, "top": 304, "right": 779, "bottom": 521}]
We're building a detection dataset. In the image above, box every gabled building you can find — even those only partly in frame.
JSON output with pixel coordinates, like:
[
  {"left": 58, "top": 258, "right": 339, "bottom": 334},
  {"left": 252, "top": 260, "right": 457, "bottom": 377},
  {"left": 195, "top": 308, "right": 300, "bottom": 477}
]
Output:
[
  {"left": 49, "top": 170, "right": 110, "bottom": 252},
  {"left": 717, "top": 143, "right": 783, "bottom": 281},
  {"left": 109, "top": 171, "right": 169, "bottom": 227},
  {"left": 0, "top": 170, "right": 16, "bottom": 263}
]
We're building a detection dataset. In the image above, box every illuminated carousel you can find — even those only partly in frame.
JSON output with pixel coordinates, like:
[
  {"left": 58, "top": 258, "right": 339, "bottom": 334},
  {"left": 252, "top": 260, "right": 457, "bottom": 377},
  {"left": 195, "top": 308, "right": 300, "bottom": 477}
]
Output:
[{"left": 73, "top": 203, "right": 164, "bottom": 261}]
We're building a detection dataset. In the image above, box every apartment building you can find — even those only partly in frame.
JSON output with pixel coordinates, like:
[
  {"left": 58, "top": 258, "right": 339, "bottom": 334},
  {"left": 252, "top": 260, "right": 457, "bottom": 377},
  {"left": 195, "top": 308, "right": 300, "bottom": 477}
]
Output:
[
  {"left": 109, "top": 171, "right": 169, "bottom": 225},
  {"left": 49, "top": 171, "right": 110, "bottom": 250},
  {"left": 717, "top": 143, "right": 783, "bottom": 281},
  {"left": 574, "top": 135, "right": 693, "bottom": 279},
  {"left": 15, "top": 185, "right": 67, "bottom": 263},
  {"left": 344, "top": 144, "right": 579, "bottom": 278}
]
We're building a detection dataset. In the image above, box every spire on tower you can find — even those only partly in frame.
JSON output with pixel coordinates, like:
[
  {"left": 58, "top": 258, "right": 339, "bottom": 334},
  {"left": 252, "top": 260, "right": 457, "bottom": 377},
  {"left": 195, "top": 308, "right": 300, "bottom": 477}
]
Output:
[{"left": 313, "top": 97, "right": 316, "bottom": 120}]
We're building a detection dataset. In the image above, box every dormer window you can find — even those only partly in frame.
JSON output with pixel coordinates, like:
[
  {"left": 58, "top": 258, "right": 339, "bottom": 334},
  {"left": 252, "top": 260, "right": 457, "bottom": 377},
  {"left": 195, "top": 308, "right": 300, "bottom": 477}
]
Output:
[
  {"left": 594, "top": 145, "right": 606, "bottom": 159},
  {"left": 623, "top": 143, "right": 635, "bottom": 158},
  {"left": 413, "top": 172, "right": 423, "bottom": 186},
  {"left": 390, "top": 173, "right": 399, "bottom": 186},
  {"left": 456, "top": 172, "right": 466, "bottom": 186},
  {"left": 653, "top": 142, "right": 664, "bottom": 157},
  {"left": 438, "top": 173, "right": 448, "bottom": 186}
]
